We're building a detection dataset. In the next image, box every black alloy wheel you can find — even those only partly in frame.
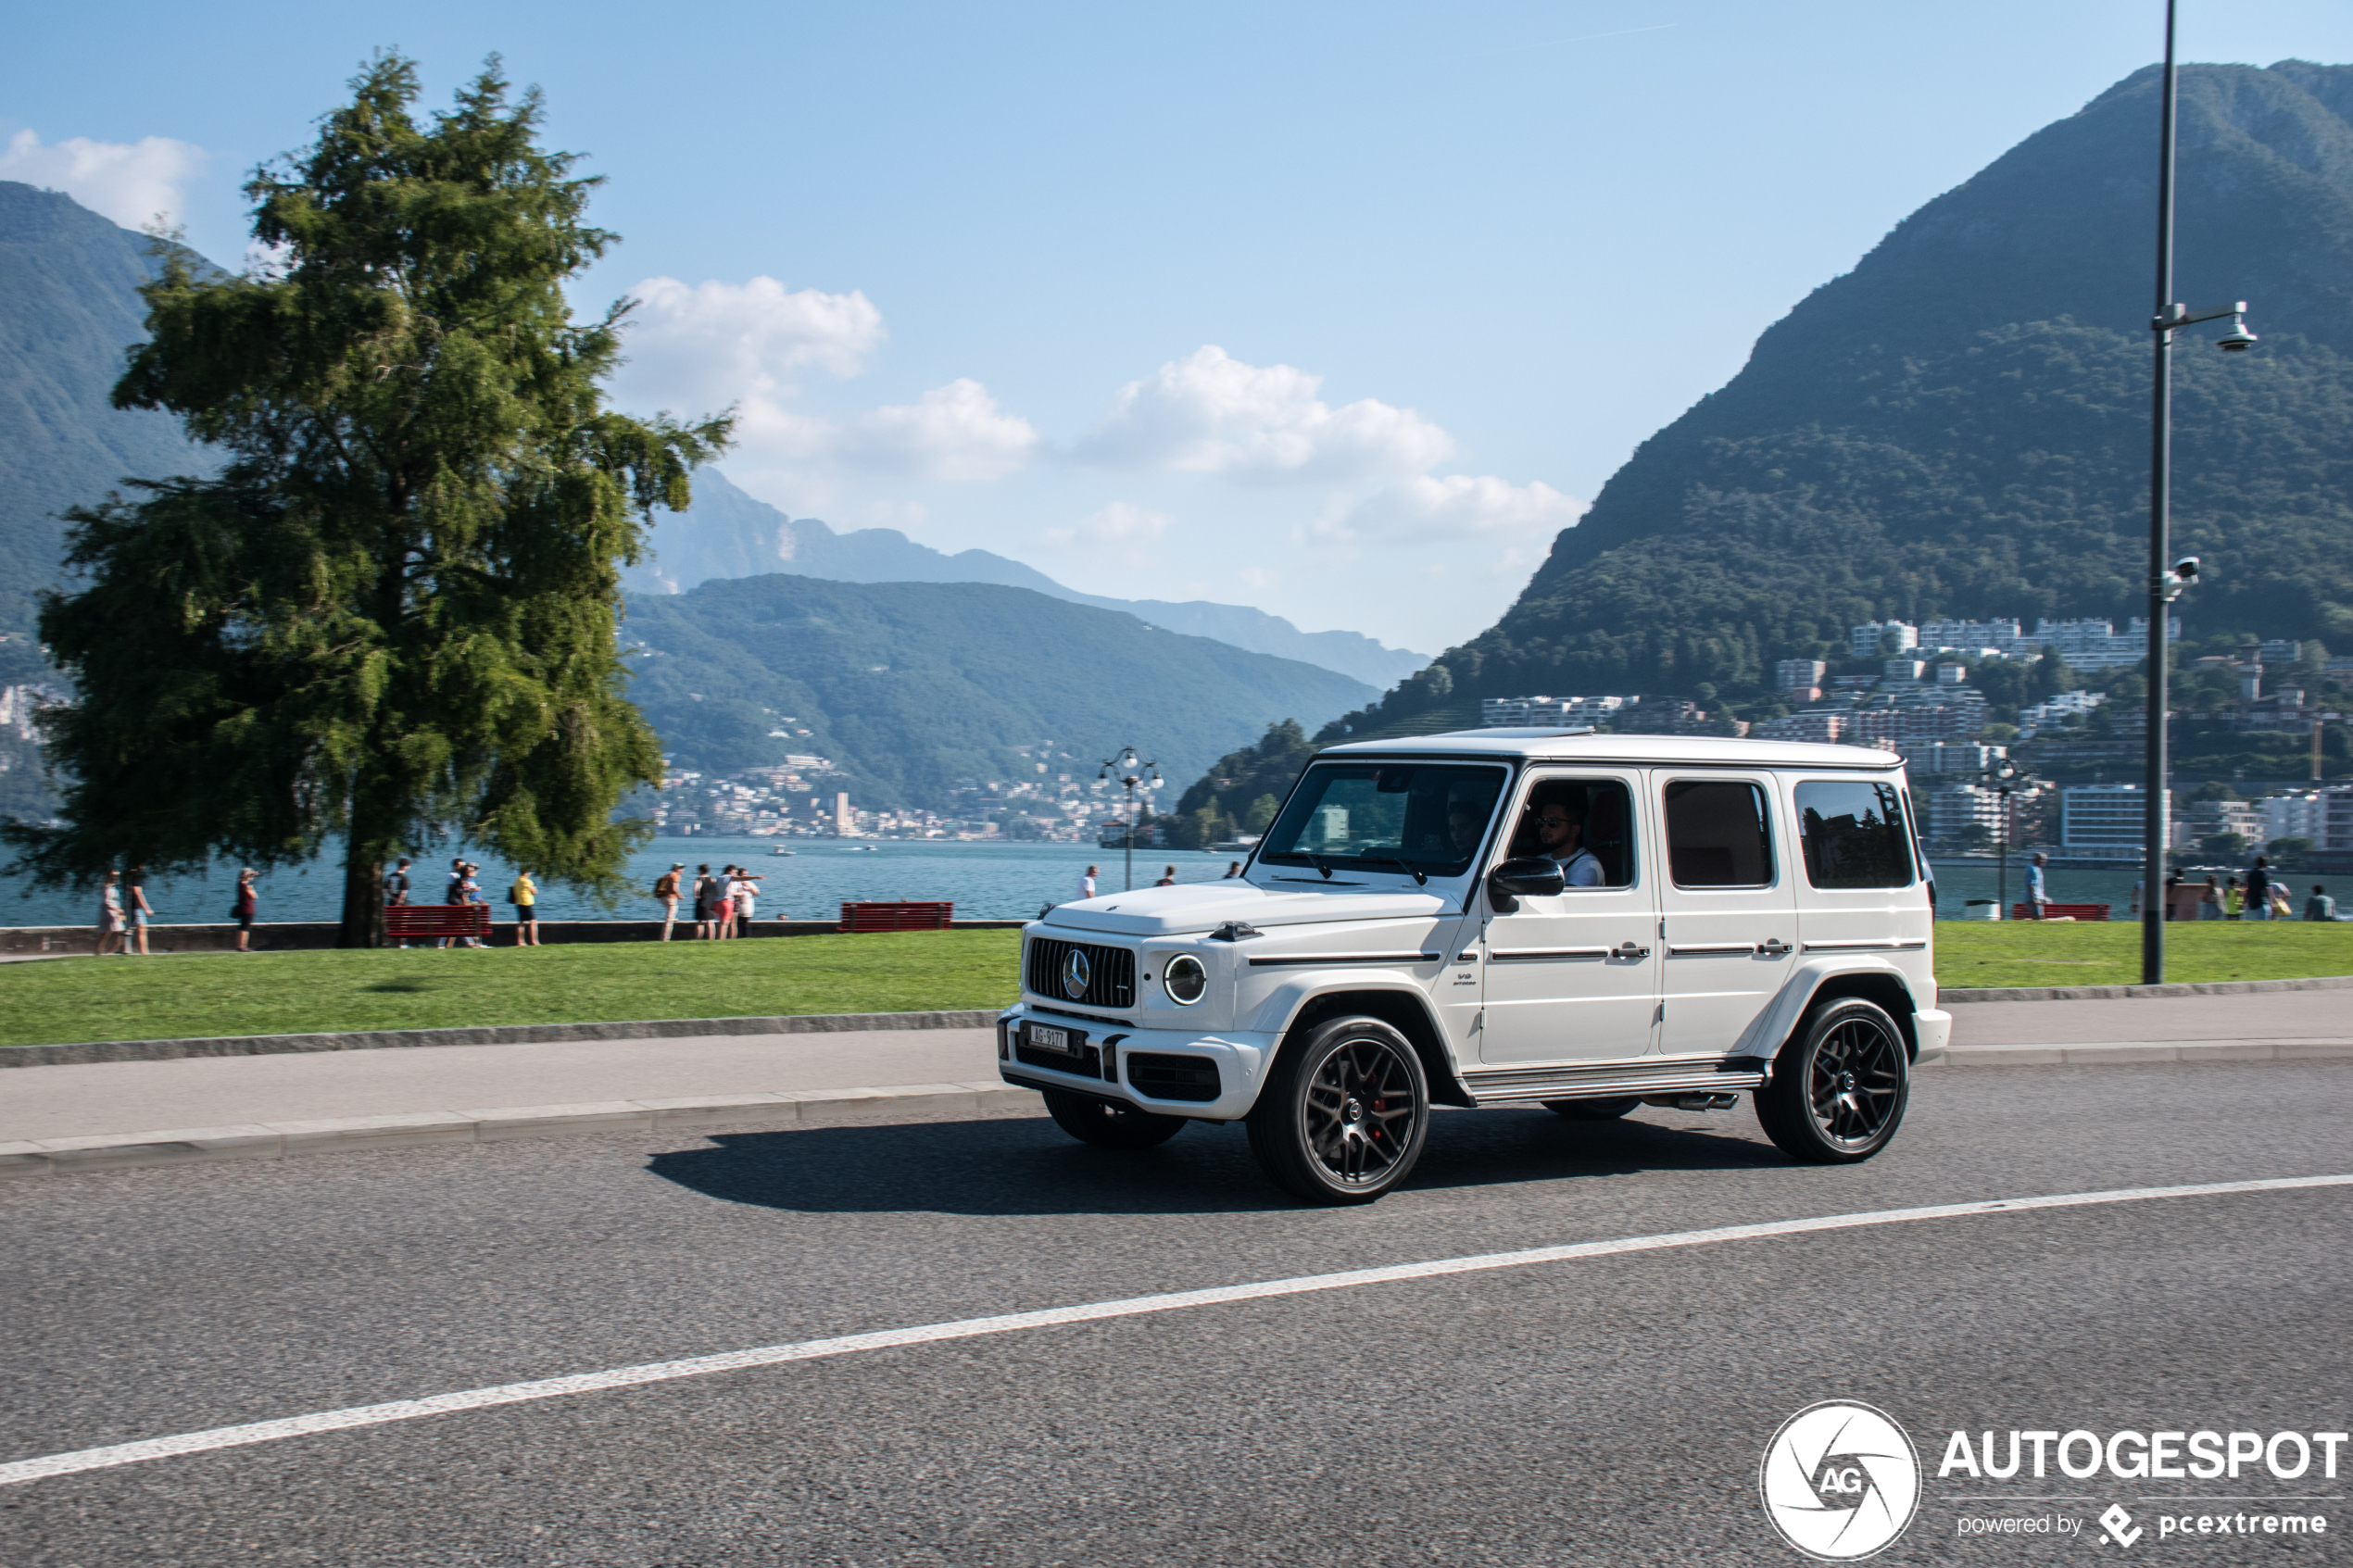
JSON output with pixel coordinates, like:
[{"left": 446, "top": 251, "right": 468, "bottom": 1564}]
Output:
[
  {"left": 1543, "top": 1097, "right": 1642, "bottom": 1121},
  {"left": 1247, "top": 1016, "right": 1430, "bottom": 1204},
  {"left": 1755, "top": 997, "right": 1909, "bottom": 1163},
  {"left": 1042, "top": 1087, "right": 1188, "bottom": 1149}
]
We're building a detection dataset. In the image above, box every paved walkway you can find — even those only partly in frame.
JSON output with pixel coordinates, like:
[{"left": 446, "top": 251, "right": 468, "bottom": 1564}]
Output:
[
  {"left": 4, "top": 988, "right": 2350, "bottom": 1147},
  {"left": 0, "top": 1028, "right": 1000, "bottom": 1144}
]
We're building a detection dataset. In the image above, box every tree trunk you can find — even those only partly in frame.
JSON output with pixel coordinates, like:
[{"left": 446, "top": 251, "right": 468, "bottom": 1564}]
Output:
[{"left": 340, "top": 827, "right": 390, "bottom": 948}]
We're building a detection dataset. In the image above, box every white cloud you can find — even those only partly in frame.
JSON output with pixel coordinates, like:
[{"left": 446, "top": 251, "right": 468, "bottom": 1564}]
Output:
[
  {"left": 0, "top": 129, "right": 207, "bottom": 230},
  {"left": 1319, "top": 473, "right": 1587, "bottom": 544},
  {"left": 722, "top": 377, "right": 1038, "bottom": 487},
  {"left": 1076, "top": 345, "right": 1455, "bottom": 483},
  {"left": 616, "top": 274, "right": 885, "bottom": 412},
  {"left": 831, "top": 379, "right": 1040, "bottom": 481},
  {"left": 1039, "top": 502, "right": 1175, "bottom": 567}
]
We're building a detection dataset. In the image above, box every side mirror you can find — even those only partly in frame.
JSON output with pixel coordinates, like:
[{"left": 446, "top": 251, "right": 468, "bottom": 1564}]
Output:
[{"left": 1488, "top": 856, "right": 1566, "bottom": 912}]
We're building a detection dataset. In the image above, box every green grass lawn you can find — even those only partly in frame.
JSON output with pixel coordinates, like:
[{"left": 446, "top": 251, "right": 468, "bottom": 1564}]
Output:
[
  {"left": 6, "top": 921, "right": 2350, "bottom": 1049},
  {"left": 1932, "top": 920, "right": 2353, "bottom": 989},
  {"left": 0, "top": 930, "right": 1023, "bottom": 1048}
]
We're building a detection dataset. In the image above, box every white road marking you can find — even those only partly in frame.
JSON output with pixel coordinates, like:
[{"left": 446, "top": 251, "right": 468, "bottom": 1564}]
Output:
[{"left": 5, "top": 1172, "right": 2347, "bottom": 1487}]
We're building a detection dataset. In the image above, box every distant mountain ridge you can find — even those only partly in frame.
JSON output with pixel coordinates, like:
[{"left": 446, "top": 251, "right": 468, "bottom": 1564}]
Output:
[
  {"left": 629, "top": 469, "right": 1431, "bottom": 689},
  {"left": 623, "top": 573, "right": 1377, "bottom": 810},
  {"left": 1326, "top": 59, "right": 2353, "bottom": 741}
]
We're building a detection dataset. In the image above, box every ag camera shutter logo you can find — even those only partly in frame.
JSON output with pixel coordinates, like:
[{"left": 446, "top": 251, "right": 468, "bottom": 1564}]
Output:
[{"left": 1760, "top": 1400, "right": 1922, "bottom": 1560}]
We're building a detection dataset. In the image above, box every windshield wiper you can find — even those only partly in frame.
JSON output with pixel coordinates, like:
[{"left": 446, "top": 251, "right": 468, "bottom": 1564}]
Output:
[
  {"left": 1310, "top": 853, "right": 1334, "bottom": 880},
  {"left": 1376, "top": 857, "right": 1428, "bottom": 885}
]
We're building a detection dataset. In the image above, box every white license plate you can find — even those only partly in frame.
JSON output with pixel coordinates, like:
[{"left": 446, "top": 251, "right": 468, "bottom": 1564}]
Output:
[{"left": 1027, "top": 1023, "right": 1076, "bottom": 1055}]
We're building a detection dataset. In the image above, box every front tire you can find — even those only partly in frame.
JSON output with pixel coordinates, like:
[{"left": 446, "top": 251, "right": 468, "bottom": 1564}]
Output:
[
  {"left": 1247, "top": 1016, "right": 1430, "bottom": 1204},
  {"left": 1042, "top": 1088, "right": 1187, "bottom": 1149},
  {"left": 1755, "top": 997, "right": 1909, "bottom": 1163}
]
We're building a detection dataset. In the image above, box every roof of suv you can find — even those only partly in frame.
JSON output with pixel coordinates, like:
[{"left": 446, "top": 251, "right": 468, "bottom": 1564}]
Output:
[{"left": 1319, "top": 729, "right": 1906, "bottom": 771}]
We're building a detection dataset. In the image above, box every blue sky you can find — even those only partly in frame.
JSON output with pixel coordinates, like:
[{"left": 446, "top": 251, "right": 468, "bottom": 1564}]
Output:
[{"left": 7, "top": 1, "right": 2351, "bottom": 656}]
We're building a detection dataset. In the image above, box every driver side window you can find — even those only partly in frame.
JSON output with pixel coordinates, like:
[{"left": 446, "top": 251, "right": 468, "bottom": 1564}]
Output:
[{"left": 1504, "top": 776, "right": 1639, "bottom": 888}]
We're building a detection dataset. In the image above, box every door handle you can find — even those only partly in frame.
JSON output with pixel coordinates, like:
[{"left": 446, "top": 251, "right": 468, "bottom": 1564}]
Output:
[
  {"left": 1757, "top": 937, "right": 1793, "bottom": 958},
  {"left": 1611, "top": 941, "right": 1652, "bottom": 960}
]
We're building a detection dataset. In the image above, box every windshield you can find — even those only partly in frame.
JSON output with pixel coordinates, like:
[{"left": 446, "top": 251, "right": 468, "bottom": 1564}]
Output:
[{"left": 1257, "top": 762, "right": 1507, "bottom": 878}]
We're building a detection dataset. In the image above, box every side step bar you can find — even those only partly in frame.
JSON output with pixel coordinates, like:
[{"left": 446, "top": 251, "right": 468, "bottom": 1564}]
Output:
[{"left": 1462, "top": 1058, "right": 1768, "bottom": 1107}]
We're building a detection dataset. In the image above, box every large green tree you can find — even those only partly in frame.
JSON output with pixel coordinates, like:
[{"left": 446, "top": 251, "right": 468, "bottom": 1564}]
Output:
[{"left": 5, "top": 54, "right": 727, "bottom": 945}]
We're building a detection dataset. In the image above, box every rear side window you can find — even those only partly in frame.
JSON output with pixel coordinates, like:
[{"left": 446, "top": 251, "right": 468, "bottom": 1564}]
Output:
[
  {"left": 1795, "top": 780, "right": 1915, "bottom": 889},
  {"left": 1664, "top": 781, "right": 1774, "bottom": 887}
]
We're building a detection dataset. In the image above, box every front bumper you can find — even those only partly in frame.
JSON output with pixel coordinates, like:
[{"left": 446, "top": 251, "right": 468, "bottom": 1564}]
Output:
[
  {"left": 1912, "top": 1007, "right": 1954, "bottom": 1062},
  {"left": 996, "top": 1005, "right": 1276, "bottom": 1121}
]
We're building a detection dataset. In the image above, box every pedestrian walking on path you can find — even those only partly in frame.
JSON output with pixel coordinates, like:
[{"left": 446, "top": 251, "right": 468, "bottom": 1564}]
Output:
[
  {"left": 1079, "top": 864, "right": 1099, "bottom": 901},
  {"left": 2224, "top": 876, "right": 2245, "bottom": 920},
  {"left": 94, "top": 870, "right": 125, "bottom": 957},
  {"left": 654, "top": 863, "right": 684, "bottom": 941},
  {"left": 2246, "top": 856, "right": 2274, "bottom": 922},
  {"left": 731, "top": 867, "right": 761, "bottom": 935},
  {"left": 124, "top": 866, "right": 153, "bottom": 955},
  {"left": 2199, "top": 874, "right": 2223, "bottom": 919},
  {"left": 692, "top": 864, "right": 716, "bottom": 940},
  {"left": 2307, "top": 884, "right": 2337, "bottom": 922},
  {"left": 233, "top": 868, "right": 258, "bottom": 951},
  {"left": 510, "top": 870, "right": 539, "bottom": 947},
  {"left": 1224, "top": 860, "right": 1243, "bottom": 878},
  {"left": 2024, "top": 852, "right": 2051, "bottom": 919}
]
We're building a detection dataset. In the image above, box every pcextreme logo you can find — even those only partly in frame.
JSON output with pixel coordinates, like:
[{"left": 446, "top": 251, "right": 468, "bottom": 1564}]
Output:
[{"left": 1760, "top": 1400, "right": 1923, "bottom": 1561}]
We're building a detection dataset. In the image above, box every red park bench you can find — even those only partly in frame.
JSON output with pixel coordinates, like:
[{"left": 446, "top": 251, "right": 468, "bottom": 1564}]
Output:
[
  {"left": 2010, "top": 902, "right": 2110, "bottom": 922},
  {"left": 839, "top": 900, "right": 954, "bottom": 932},
  {"left": 384, "top": 904, "right": 493, "bottom": 943}
]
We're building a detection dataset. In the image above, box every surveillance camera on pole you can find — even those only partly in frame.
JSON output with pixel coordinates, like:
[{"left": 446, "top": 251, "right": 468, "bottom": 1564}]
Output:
[{"left": 2158, "top": 556, "right": 2199, "bottom": 602}]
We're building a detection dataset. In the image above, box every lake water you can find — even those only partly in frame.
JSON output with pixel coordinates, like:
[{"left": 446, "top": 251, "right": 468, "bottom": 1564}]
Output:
[
  {"left": 8, "top": 838, "right": 2270, "bottom": 931},
  {"left": 1, "top": 840, "right": 1252, "bottom": 929}
]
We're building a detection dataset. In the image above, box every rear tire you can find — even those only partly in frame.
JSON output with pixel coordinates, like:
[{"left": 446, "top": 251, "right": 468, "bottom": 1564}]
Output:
[
  {"left": 1042, "top": 1088, "right": 1188, "bottom": 1149},
  {"left": 1246, "top": 1016, "right": 1430, "bottom": 1204},
  {"left": 1543, "top": 1096, "right": 1642, "bottom": 1121},
  {"left": 1755, "top": 997, "right": 1909, "bottom": 1164}
]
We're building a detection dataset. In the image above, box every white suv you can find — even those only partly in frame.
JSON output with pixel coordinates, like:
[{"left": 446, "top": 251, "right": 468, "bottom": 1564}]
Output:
[{"left": 998, "top": 730, "right": 1951, "bottom": 1204}]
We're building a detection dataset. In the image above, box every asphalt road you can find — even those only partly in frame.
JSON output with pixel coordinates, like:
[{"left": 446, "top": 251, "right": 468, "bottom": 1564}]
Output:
[{"left": 4, "top": 1060, "right": 2348, "bottom": 1566}]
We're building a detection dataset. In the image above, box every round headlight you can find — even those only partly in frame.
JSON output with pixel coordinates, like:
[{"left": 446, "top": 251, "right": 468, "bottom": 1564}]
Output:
[{"left": 1164, "top": 953, "right": 1209, "bottom": 1005}]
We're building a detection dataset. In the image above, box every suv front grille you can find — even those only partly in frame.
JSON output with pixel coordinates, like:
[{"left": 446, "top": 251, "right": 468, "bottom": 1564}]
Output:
[{"left": 1025, "top": 937, "right": 1136, "bottom": 1010}]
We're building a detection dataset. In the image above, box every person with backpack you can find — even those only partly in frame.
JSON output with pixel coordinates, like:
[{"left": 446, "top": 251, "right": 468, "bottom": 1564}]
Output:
[
  {"left": 654, "top": 862, "right": 684, "bottom": 941},
  {"left": 232, "top": 867, "right": 259, "bottom": 952},
  {"left": 510, "top": 869, "right": 540, "bottom": 947}
]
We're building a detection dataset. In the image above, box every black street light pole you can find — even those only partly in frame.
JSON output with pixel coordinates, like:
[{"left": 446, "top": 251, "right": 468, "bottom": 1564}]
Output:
[
  {"left": 2143, "top": 0, "right": 2180, "bottom": 987},
  {"left": 2142, "top": 0, "right": 2256, "bottom": 983},
  {"left": 1099, "top": 746, "right": 1160, "bottom": 892}
]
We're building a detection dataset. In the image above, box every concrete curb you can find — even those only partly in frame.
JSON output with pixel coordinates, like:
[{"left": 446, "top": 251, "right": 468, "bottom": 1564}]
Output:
[
  {"left": 1915, "top": 1038, "right": 2353, "bottom": 1067},
  {"left": 0, "top": 1080, "right": 1042, "bottom": 1178},
  {"left": 0, "top": 1009, "right": 1006, "bottom": 1069},
  {"left": 1940, "top": 975, "right": 2353, "bottom": 1003}
]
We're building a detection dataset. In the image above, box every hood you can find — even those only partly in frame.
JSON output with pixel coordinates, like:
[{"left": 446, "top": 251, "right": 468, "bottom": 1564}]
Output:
[{"left": 1039, "top": 879, "right": 1458, "bottom": 937}]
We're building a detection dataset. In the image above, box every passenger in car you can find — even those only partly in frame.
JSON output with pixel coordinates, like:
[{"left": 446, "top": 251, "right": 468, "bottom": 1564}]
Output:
[{"left": 1527, "top": 783, "right": 1604, "bottom": 887}]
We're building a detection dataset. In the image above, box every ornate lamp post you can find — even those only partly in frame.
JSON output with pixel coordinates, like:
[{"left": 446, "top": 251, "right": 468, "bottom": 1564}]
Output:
[
  {"left": 1098, "top": 746, "right": 1160, "bottom": 891},
  {"left": 1984, "top": 757, "right": 2020, "bottom": 918},
  {"left": 2142, "top": 0, "right": 2257, "bottom": 982}
]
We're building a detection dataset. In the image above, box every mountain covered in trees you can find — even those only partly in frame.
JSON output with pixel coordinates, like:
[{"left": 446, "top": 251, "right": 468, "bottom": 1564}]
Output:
[
  {"left": 1329, "top": 60, "right": 2353, "bottom": 741},
  {"left": 633, "top": 469, "right": 1430, "bottom": 688},
  {"left": 624, "top": 575, "right": 1373, "bottom": 811}
]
